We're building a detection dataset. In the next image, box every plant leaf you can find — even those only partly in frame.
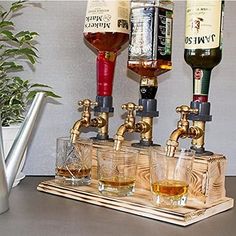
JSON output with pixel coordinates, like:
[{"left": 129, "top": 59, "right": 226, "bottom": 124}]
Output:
[
  {"left": 18, "top": 48, "right": 38, "bottom": 57},
  {"left": 24, "top": 53, "right": 36, "bottom": 64},
  {"left": 0, "top": 62, "right": 23, "bottom": 71},
  {"left": 26, "top": 90, "right": 61, "bottom": 100},
  {"left": 0, "top": 30, "right": 17, "bottom": 41},
  {"left": 26, "top": 90, "right": 37, "bottom": 100},
  {"left": 30, "top": 83, "right": 51, "bottom": 88},
  {"left": 10, "top": 4, "right": 24, "bottom": 12},
  {"left": 1, "top": 11, "right": 8, "bottom": 19},
  {"left": 13, "top": 76, "right": 24, "bottom": 85},
  {"left": 0, "top": 21, "right": 14, "bottom": 28},
  {"left": 42, "top": 91, "right": 61, "bottom": 98}
]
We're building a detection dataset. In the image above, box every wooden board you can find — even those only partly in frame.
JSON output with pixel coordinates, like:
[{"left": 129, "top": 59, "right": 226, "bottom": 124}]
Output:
[{"left": 37, "top": 179, "right": 234, "bottom": 226}]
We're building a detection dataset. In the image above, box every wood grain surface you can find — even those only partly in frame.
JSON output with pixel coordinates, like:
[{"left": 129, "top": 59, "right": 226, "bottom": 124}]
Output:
[{"left": 37, "top": 179, "right": 234, "bottom": 226}]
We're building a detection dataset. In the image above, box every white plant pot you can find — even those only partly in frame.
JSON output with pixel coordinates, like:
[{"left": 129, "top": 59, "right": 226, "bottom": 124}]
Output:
[{"left": 2, "top": 125, "right": 27, "bottom": 187}]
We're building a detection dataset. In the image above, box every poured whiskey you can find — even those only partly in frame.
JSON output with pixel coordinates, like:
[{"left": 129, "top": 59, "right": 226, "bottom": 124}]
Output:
[
  {"left": 56, "top": 166, "right": 91, "bottom": 178},
  {"left": 99, "top": 176, "right": 136, "bottom": 188},
  {"left": 128, "top": 1, "right": 173, "bottom": 77},
  {"left": 151, "top": 179, "right": 189, "bottom": 198}
]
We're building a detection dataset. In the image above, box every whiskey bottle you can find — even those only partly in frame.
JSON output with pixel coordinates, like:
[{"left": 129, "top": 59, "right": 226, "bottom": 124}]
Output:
[
  {"left": 184, "top": 0, "right": 224, "bottom": 102},
  {"left": 128, "top": 0, "right": 174, "bottom": 77},
  {"left": 84, "top": 0, "right": 130, "bottom": 97}
]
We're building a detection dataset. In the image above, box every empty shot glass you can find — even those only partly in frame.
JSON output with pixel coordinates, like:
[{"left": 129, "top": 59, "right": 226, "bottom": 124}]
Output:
[
  {"left": 149, "top": 148, "right": 194, "bottom": 208},
  {"left": 55, "top": 137, "right": 93, "bottom": 186},
  {"left": 97, "top": 147, "right": 139, "bottom": 197}
]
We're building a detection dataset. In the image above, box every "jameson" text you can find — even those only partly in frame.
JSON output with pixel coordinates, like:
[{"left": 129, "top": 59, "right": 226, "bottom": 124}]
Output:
[{"left": 185, "top": 34, "right": 216, "bottom": 45}]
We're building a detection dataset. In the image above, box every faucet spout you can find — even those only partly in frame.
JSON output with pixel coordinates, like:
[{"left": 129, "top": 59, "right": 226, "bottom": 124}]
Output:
[
  {"left": 113, "top": 123, "right": 131, "bottom": 151},
  {"left": 113, "top": 102, "right": 143, "bottom": 151},
  {"left": 165, "top": 105, "right": 203, "bottom": 157},
  {"left": 70, "top": 99, "right": 97, "bottom": 143},
  {"left": 166, "top": 128, "right": 185, "bottom": 157},
  {"left": 70, "top": 119, "right": 87, "bottom": 144}
]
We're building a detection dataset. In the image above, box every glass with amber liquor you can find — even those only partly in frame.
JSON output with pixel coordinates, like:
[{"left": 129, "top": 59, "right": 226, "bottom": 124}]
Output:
[
  {"left": 149, "top": 148, "right": 194, "bottom": 208},
  {"left": 97, "top": 147, "right": 139, "bottom": 197},
  {"left": 55, "top": 137, "right": 93, "bottom": 186}
]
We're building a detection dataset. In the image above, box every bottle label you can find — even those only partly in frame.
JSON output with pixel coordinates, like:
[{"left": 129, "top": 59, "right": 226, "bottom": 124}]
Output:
[
  {"left": 84, "top": 0, "right": 130, "bottom": 34},
  {"left": 193, "top": 68, "right": 211, "bottom": 96},
  {"left": 128, "top": 6, "right": 173, "bottom": 61},
  {"left": 185, "top": 0, "right": 222, "bottom": 50}
]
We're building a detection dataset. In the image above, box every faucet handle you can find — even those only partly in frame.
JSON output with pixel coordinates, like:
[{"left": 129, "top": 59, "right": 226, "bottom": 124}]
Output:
[
  {"left": 176, "top": 105, "right": 198, "bottom": 120},
  {"left": 121, "top": 102, "right": 143, "bottom": 113},
  {"left": 121, "top": 102, "right": 143, "bottom": 118},
  {"left": 78, "top": 99, "right": 98, "bottom": 112}
]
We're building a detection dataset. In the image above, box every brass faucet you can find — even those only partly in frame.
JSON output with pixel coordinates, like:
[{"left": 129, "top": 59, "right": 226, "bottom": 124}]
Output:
[
  {"left": 166, "top": 105, "right": 203, "bottom": 157},
  {"left": 113, "top": 102, "right": 151, "bottom": 150},
  {"left": 70, "top": 99, "right": 107, "bottom": 143}
]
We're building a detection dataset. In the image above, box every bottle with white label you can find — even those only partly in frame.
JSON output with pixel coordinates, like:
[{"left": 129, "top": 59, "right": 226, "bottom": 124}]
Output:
[
  {"left": 184, "top": 0, "right": 224, "bottom": 102},
  {"left": 84, "top": 0, "right": 130, "bottom": 97}
]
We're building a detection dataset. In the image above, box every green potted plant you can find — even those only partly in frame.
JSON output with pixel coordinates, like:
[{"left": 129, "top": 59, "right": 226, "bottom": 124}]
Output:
[{"left": 0, "top": 1, "right": 59, "bottom": 185}]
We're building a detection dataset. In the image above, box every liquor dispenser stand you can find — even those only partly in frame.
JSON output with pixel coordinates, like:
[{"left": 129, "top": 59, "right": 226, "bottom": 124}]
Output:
[{"left": 37, "top": 142, "right": 234, "bottom": 226}]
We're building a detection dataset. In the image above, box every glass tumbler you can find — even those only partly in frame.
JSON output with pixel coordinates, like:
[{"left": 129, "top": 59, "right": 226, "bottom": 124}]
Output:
[
  {"left": 149, "top": 148, "right": 194, "bottom": 208},
  {"left": 55, "top": 137, "right": 93, "bottom": 186},
  {"left": 97, "top": 147, "right": 139, "bottom": 197}
]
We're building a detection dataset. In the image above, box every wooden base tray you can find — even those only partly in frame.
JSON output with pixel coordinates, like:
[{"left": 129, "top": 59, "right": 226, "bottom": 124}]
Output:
[{"left": 37, "top": 179, "right": 234, "bottom": 226}]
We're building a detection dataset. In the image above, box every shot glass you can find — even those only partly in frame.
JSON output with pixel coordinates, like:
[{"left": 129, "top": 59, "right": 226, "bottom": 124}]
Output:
[
  {"left": 55, "top": 137, "right": 93, "bottom": 186},
  {"left": 149, "top": 148, "right": 194, "bottom": 208},
  {"left": 97, "top": 147, "right": 139, "bottom": 197}
]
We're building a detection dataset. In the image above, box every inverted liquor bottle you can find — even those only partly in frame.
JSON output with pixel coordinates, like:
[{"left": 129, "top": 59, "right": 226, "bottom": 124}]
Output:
[
  {"left": 184, "top": 0, "right": 224, "bottom": 102},
  {"left": 84, "top": 0, "right": 130, "bottom": 97},
  {"left": 128, "top": 0, "right": 174, "bottom": 77}
]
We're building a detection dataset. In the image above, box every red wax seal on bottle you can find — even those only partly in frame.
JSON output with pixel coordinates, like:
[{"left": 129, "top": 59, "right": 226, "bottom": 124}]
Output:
[{"left": 97, "top": 51, "right": 117, "bottom": 96}]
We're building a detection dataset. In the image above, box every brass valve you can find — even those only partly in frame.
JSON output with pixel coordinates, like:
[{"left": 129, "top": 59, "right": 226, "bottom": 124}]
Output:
[
  {"left": 121, "top": 102, "right": 143, "bottom": 122},
  {"left": 113, "top": 102, "right": 143, "bottom": 150},
  {"left": 78, "top": 99, "right": 98, "bottom": 114},
  {"left": 166, "top": 105, "right": 203, "bottom": 157},
  {"left": 70, "top": 99, "right": 98, "bottom": 144},
  {"left": 176, "top": 105, "right": 198, "bottom": 125}
]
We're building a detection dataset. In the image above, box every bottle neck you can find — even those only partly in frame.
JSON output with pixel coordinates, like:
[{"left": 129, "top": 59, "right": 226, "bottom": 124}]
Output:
[
  {"left": 139, "top": 76, "right": 158, "bottom": 99},
  {"left": 192, "top": 68, "right": 212, "bottom": 102},
  {"left": 97, "top": 51, "right": 117, "bottom": 97}
]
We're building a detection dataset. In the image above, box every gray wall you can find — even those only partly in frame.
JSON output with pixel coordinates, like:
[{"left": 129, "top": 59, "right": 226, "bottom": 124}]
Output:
[{"left": 3, "top": 1, "right": 236, "bottom": 175}]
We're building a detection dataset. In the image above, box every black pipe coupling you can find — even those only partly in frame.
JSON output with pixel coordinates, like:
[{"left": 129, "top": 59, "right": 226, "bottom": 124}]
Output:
[
  {"left": 188, "top": 101, "right": 212, "bottom": 122},
  {"left": 136, "top": 99, "right": 159, "bottom": 117},
  {"left": 94, "top": 96, "right": 114, "bottom": 113}
]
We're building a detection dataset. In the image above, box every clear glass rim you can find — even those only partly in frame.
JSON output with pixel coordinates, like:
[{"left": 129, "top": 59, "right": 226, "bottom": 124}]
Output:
[
  {"left": 56, "top": 136, "right": 93, "bottom": 144},
  {"left": 150, "top": 146, "right": 195, "bottom": 157},
  {"left": 97, "top": 146, "right": 139, "bottom": 155}
]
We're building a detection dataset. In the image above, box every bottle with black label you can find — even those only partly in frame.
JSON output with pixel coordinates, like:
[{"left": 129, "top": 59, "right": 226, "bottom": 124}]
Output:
[
  {"left": 184, "top": 0, "right": 224, "bottom": 102},
  {"left": 128, "top": 0, "right": 174, "bottom": 78}
]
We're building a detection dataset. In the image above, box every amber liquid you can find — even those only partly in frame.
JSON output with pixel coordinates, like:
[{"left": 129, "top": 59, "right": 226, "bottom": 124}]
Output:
[
  {"left": 99, "top": 177, "right": 135, "bottom": 188},
  {"left": 152, "top": 180, "right": 189, "bottom": 198},
  {"left": 128, "top": 59, "right": 172, "bottom": 77},
  {"left": 84, "top": 32, "right": 129, "bottom": 51},
  {"left": 56, "top": 167, "right": 91, "bottom": 178}
]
